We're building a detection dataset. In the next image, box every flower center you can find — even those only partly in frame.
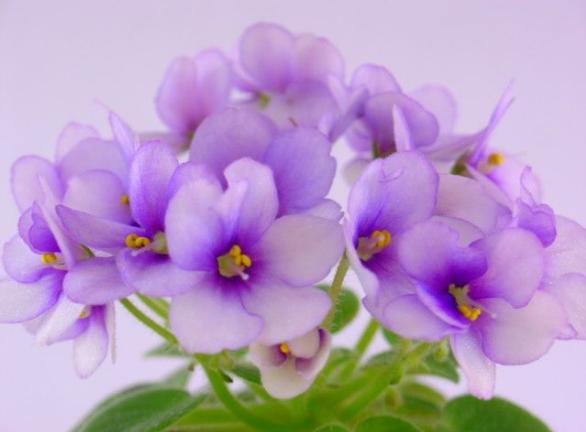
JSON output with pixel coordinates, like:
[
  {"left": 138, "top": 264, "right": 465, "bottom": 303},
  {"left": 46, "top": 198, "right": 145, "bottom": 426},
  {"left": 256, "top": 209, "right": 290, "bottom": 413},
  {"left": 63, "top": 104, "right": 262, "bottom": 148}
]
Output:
[
  {"left": 120, "top": 194, "right": 130, "bottom": 205},
  {"left": 448, "top": 284, "right": 482, "bottom": 321},
  {"left": 125, "top": 233, "right": 151, "bottom": 249},
  {"left": 357, "top": 229, "right": 392, "bottom": 261},
  {"left": 487, "top": 152, "right": 505, "bottom": 167},
  {"left": 79, "top": 306, "right": 92, "bottom": 319},
  {"left": 279, "top": 343, "right": 290, "bottom": 355},
  {"left": 41, "top": 252, "right": 58, "bottom": 265},
  {"left": 217, "top": 245, "right": 252, "bottom": 280}
]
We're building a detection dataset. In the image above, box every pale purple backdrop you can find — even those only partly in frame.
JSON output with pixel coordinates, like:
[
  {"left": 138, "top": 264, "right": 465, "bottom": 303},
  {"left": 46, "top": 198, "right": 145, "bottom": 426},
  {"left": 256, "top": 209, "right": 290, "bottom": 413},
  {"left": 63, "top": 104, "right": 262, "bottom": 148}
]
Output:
[{"left": 1, "top": 1, "right": 585, "bottom": 430}]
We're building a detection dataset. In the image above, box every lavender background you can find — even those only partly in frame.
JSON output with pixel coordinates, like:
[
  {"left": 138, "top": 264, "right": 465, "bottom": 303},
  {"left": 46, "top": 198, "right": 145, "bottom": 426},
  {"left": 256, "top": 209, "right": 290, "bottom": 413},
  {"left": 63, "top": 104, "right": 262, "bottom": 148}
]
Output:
[{"left": 1, "top": 1, "right": 586, "bottom": 430}]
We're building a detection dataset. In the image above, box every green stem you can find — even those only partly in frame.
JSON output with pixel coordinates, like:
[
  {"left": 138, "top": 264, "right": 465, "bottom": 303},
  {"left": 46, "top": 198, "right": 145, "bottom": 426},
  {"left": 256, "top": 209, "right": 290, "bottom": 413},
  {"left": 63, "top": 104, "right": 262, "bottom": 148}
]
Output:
[
  {"left": 199, "top": 359, "right": 290, "bottom": 431},
  {"left": 120, "top": 298, "right": 177, "bottom": 345},
  {"left": 322, "top": 254, "right": 350, "bottom": 329},
  {"left": 339, "top": 319, "right": 379, "bottom": 379},
  {"left": 136, "top": 293, "right": 168, "bottom": 320}
]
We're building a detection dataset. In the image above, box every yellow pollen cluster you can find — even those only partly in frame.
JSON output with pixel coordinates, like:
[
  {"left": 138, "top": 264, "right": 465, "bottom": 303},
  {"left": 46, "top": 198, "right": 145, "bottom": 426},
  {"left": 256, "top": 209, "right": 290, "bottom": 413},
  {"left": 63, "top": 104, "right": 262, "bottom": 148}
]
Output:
[
  {"left": 41, "top": 252, "right": 58, "bottom": 265},
  {"left": 228, "top": 245, "right": 252, "bottom": 268},
  {"left": 125, "top": 233, "right": 151, "bottom": 249},
  {"left": 120, "top": 194, "right": 130, "bottom": 205},
  {"left": 371, "top": 230, "right": 392, "bottom": 248},
  {"left": 279, "top": 343, "right": 290, "bottom": 355},
  {"left": 449, "top": 284, "right": 482, "bottom": 322},
  {"left": 487, "top": 152, "right": 505, "bottom": 166},
  {"left": 79, "top": 306, "right": 92, "bottom": 319}
]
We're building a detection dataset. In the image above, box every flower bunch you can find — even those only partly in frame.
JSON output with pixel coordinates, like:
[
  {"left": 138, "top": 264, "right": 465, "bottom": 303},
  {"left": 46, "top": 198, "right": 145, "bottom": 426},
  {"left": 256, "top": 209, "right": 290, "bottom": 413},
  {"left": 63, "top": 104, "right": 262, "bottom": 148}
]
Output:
[{"left": 2, "top": 22, "right": 582, "bottom": 431}]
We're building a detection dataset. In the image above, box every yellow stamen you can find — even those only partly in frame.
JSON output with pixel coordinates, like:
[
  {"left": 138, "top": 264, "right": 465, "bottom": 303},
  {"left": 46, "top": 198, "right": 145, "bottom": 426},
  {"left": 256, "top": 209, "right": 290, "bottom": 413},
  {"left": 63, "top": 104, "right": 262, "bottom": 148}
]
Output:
[
  {"left": 449, "top": 284, "right": 482, "bottom": 321},
  {"left": 79, "top": 306, "right": 92, "bottom": 319},
  {"left": 487, "top": 152, "right": 505, "bottom": 166},
  {"left": 124, "top": 233, "right": 151, "bottom": 249},
  {"left": 279, "top": 343, "right": 290, "bottom": 355},
  {"left": 357, "top": 229, "right": 392, "bottom": 261},
  {"left": 41, "top": 252, "right": 58, "bottom": 265},
  {"left": 120, "top": 194, "right": 130, "bottom": 205},
  {"left": 218, "top": 244, "right": 252, "bottom": 278}
]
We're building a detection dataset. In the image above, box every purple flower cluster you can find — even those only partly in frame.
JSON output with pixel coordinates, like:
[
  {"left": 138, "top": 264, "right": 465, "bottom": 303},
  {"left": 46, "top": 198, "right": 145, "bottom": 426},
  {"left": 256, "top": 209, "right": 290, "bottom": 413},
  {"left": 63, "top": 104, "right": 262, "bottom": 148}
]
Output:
[{"left": 2, "top": 22, "right": 584, "bottom": 400}]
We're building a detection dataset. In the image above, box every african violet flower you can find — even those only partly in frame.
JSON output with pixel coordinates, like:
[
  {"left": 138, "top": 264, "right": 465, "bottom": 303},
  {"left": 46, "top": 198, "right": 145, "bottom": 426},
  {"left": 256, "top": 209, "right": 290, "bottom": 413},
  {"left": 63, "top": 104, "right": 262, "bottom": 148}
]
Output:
[
  {"left": 249, "top": 328, "right": 331, "bottom": 399},
  {"left": 0, "top": 181, "right": 113, "bottom": 378},
  {"left": 394, "top": 220, "right": 569, "bottom": 398},
  {"left": 165, "top": 158, "right": 344, "bottom": 353},
  {"left": 235, "top": 22, "right": 349, "bottom": 139},
  {"left": 155, "top": 49, "right": 233, "bottom": 143},
  {"left": 57, "top": 140, "right": 202, "bottom": 302},
  {"left": 190, "top": 107, "right": 340, "bottom": 219}
]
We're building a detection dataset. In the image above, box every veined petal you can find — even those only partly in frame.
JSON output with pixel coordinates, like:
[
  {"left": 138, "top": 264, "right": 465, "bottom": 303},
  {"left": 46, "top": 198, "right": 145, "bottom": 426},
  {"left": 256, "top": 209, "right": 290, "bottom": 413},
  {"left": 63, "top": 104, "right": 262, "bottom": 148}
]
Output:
[
  {"left": 165, "top": 180, "right": 224, "bottom": 271},
  {"left": 239, "top": 22, "right": 294, "bottom": 92},
  {"left": 57, "top": 205, "right": 138, "bottom": 251},
  {"left": 169, "top": 281, "right": 263, "bottom": 353},
  {"left": 74, "top": 306, "right": 109, "bottom": 378},
  {"left": 263, "top": 128, "right": 335, "bottom": 215},
  {"left": 470, "top": 228, "right": 544, "bottom": 307},
  {"left": 241, "top": 283, "right": 330, "bottom": 345},
  {"left": 116, "top": 250, "right": 204, "bottom": 297},
  {"left": 63, "top": 170, "right": 132, "bottom": 224},
  {"left": 64, "top": 257, "right": 134, "bottom": 305},
  {"left": 11, "top": 156, "right": 63, "bottom": 212},
  {"left": 0, "top": 272, "right": 62, "bottom": 323},
  {"left": 255, "top": 215, "right": 344, "bottom": 287},
  {"left": 478, "top": 292, "right": 567, "bottom": 365},
  {"left": 2, "top": 235, "right": 49, "bottom": 283},
  {"left": 129, "top": 141, "right": 178, "bottom": 233},
  {"left": 189, "top": 108, "right": 276, "bottom": 177},
  {"left": 450, "top": 331, "right": 495, "bottom": 399}
]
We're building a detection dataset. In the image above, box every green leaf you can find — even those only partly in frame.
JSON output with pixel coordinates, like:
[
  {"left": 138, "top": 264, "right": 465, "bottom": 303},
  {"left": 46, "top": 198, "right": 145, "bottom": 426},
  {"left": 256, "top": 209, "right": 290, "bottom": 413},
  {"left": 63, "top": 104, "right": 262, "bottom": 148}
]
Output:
[
  {"left": 355, "top": 415, "right": 421, "bottom": 432},
  {"left": 418, "top": 353, "right": 459, "bottom": 383},
  {"left": 382, "top": 329, "right": 401, "bottom": 346},
  {"left": 145, "top": 343, "right": 187, "bottom": 358},
  {"left": 73, "top": 386, "right": 205, "bottom": 432},
  {"left": 317, "top": 285, "right": 359, "bottom": 333},
  {"left": 229, "top": 362, "right": 261, "bottom": 385},
  {"left": 314, "top": 425, "right": 349, "bottom": 432},
  {"left": 444, "top": 396, "right": 552, "bottom": 432}
]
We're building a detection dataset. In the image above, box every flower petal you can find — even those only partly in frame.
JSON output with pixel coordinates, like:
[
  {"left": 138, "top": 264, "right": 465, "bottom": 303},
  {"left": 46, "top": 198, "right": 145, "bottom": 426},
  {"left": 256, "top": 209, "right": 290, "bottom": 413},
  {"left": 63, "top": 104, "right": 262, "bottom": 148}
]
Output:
[
  {"left": 263, "top": 128, "right": 335, "bottom": 215},
  {"left": 116, "top": 250, "right": 204, "bottom": 297},
  {"left": 255, "top": 215, "right": 344, "bottom": 287},
  {"left": 2, "top": 235, "right": 48, "bottom": 283},
  {"left": 74, "top": 306, "right": 109, "bottom": 378},
  {"left": 64, "top": 257, "right": 134, "bottom": 305},
  {"left": 291, "top": 33, "right": 344, "bottom": 83},
  {"left": 57, "top": 205, "right": 138, "bottom": 251},
  {"left": 241, "top": 283, "right": 330, "bottom": 345},
  {"left": 436, "top": 174, "right": 511, "bottom": 234},
  {"left": 55, "top": 122, "right": 100, "bottom": 163},
  {"left": 380, "top": 294, "right": 460, "bottom": 341},
  {"left": 288, "top": 329, "right": 321, "bottom": 359},
  {"left": 239, "top": 22, "right": 294, "bottom": 92},
  {"left": 470, "top": 228, "right": 544, "bottom": 307},
  {"left": 545, "top": 216, "right": 586, "bottom": 280},
  {"left": 11, "top": 156, "right": 63, "bottom": 212},
  {"left": 409, "top": 84, "right": 457, "bottom": 135},
  {"left": 169, "top": 281, "right": 263, "bottom": 353},
  {"left": 0, "top": 272, "right": 62, "bottom": 323},
  {"left": 63, "top": 170, "right": 132, "bottom": 224},
  {"left": 261, "top": 359, "right": 312, "bottom": 399},
  {"left": 450, "top": 331, "right": 495, "bottom": 399},
  {"left": 189, "top": 108, "right": 276, "bottom": 177},
  {"left": 478, "top": 291, "right": 567, "bottom": 365},
  {"left": 351, "top": 63, "right": 401, "bottom": 94},
  {"left": 35, "top": 294, "right": 86, "bottom": 345},
  {"left": 222, "top": 158, "right": 279, "bottom": 244},
  {"left": 129, "top": 141, "right": 178, "bottom": 233},
  {"left": 165, "top": 180, "right": 224, "bottom": 271},
  {"left": 348, "top": 152, "right": 438, "bottom": 235},
  {"left": 543, "top": 273, "right": 586, "bottom": 339}
]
